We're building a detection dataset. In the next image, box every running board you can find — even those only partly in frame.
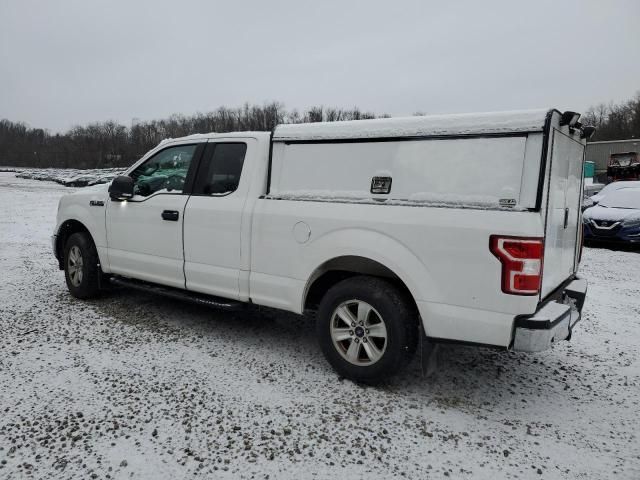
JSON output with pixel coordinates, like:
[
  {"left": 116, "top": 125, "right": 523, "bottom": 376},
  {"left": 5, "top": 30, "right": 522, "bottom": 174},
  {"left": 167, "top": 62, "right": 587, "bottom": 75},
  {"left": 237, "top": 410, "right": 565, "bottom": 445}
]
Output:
[{"left": 109, "top": 276, "right": 244, "bottom": 311}]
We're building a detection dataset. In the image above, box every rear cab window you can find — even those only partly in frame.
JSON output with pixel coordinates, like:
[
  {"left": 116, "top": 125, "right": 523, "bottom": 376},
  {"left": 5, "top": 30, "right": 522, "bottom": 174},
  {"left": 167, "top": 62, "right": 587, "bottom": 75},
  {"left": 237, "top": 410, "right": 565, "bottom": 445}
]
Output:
[{"left": 193, "top": 143, "right": 247, "bottom": 195}]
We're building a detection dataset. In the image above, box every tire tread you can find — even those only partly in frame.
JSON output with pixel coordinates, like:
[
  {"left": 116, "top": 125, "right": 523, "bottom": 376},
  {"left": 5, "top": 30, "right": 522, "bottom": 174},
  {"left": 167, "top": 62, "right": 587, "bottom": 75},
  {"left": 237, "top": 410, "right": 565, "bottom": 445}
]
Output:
[{"left": 64, "top": 232, "right": 101, "bottom": 299}]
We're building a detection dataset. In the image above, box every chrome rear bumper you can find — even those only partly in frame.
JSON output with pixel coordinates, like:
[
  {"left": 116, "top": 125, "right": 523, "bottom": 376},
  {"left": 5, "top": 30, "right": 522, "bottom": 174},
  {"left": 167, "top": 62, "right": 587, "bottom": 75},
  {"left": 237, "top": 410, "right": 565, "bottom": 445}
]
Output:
[{"left": 512, "top": 278, "right": 587, "bottom": 352}]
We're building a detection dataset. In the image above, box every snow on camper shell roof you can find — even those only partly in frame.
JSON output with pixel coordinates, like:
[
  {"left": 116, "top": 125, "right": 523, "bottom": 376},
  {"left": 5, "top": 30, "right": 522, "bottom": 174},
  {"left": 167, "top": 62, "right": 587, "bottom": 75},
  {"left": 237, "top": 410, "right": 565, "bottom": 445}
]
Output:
[{"left": 273, "top": 109, "right": 550, "bottom": 141}]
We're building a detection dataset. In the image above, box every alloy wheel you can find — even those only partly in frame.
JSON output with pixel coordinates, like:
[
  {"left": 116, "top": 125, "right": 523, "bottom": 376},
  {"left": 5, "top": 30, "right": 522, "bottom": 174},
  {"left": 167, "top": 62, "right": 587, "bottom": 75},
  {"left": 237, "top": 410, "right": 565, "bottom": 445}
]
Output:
[
  {"left": 330, "top": 300, "right": 388, "bottom": 365},
  {"left": 67, "top": 245, "right": 84, "bottom": 287}
]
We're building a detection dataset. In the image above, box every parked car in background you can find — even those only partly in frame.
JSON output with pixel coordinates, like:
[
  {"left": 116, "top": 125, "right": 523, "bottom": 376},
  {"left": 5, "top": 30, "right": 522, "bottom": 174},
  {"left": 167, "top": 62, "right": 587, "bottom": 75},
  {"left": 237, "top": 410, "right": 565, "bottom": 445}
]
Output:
[
  {"left": 583, "top": 188, "right": 640, "bottom": 244},
  {"left": 582, "top": 194, "right": 595, "bottom": 212},
  {"left": 81, "top": 173, "right": 123, "bottom": 187},
  {"left": 590, "top": 180, "right": 640, "bottom": 205},
  {"left": 584, "top": 183, "right": 605, "bottom": 198},
  {"left": 63, "top": 174, "right": 105, "bottom": 187}
]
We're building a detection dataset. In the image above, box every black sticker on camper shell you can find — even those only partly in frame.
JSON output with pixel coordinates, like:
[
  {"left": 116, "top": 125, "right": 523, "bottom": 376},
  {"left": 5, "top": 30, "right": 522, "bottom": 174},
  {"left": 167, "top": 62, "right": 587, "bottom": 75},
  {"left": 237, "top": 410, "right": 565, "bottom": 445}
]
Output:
[
  {"left": 371, "top": 176, "right": 392, "bottom": 194},
  {"left": 499, "top": 198, "right": 517, "bottom": 207}
]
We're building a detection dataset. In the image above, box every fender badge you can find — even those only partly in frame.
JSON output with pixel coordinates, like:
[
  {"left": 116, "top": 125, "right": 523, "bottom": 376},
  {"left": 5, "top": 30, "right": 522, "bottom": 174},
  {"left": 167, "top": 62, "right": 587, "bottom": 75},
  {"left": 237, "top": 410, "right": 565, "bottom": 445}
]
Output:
[{"left": 90, "top": 200, "right": 105, "bottom": 207}]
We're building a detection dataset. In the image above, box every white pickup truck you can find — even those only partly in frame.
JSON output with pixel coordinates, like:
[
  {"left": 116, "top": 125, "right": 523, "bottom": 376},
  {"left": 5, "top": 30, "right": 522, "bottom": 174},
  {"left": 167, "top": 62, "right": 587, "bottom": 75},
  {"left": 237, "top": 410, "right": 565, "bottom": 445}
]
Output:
[{"left": 53, "top": 109, "right": 593, "bottom": 383}]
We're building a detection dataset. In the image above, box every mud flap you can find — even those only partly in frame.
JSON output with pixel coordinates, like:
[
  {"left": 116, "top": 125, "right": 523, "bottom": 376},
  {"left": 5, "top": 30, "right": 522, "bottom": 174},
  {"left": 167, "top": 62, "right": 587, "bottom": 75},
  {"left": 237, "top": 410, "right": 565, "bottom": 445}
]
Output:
[{"left": 420, "top": 328, "right": 440, "bottom": 378}]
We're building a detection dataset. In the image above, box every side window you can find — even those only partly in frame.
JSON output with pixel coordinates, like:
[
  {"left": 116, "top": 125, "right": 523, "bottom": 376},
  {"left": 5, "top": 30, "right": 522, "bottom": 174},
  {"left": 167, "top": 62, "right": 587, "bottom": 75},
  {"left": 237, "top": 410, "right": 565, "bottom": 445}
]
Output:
[
  {"left": 130, "top": 144, "right": 198, "bottom": 197},
  {"left": 194, "top": 143, "right": 247, "bottom": 195}
]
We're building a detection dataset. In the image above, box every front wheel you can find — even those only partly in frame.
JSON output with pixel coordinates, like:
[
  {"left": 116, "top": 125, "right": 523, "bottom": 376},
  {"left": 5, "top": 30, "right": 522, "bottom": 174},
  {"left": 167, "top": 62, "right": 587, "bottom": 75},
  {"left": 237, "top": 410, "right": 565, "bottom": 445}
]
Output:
[
  {"left": 64, "top": 232, "right": 101, "bottom": 299},
  {"left": 316, "top": 276, "right": 418, "bottom": 384}
]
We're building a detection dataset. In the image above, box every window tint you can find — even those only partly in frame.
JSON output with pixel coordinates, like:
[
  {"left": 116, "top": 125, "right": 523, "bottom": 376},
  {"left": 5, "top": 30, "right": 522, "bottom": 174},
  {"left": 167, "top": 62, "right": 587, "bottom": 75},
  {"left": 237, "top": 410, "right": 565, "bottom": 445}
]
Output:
[
  {"left": 130, "top": 144, "right": 198, "bottom": 197},
  {"left": 195, "top": 143, "right": 247, "bottom": 195}
]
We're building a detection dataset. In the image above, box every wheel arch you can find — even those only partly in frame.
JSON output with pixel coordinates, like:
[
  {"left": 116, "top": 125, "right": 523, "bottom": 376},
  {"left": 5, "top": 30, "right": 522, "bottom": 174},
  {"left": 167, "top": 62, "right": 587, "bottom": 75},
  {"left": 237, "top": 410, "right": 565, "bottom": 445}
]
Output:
[
  {"left": 55, "top": 219, "right": 98, "bottom": 270},
  {"left": 298, "top": 227, "right": 439, "bottom": 314},
  {"left": 303, "top": 255, "right": 419, "bottom": 317}
]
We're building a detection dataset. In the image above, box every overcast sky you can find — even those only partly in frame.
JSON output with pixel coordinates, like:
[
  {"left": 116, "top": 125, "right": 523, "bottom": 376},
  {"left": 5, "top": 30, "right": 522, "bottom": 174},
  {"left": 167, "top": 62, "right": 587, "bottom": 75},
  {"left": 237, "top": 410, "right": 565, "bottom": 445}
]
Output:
[{"left": 1, "top": 0, "right": 639, "bottom": 132}]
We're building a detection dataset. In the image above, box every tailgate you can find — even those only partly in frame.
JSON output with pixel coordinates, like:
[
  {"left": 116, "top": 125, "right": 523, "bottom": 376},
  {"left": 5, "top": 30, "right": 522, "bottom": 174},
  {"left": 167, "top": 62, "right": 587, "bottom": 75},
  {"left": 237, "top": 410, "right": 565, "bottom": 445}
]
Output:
[{"left": 540, "top": 123, "right": 585, "bottom": 298}]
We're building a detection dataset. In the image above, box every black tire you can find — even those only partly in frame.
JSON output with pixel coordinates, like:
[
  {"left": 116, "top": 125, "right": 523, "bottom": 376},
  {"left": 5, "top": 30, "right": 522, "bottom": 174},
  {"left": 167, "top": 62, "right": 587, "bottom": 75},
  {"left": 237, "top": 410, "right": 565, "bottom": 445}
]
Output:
[
  {"left": 316, "top": 275, "right": 418, "bottom": 384},
  {"left": 64, "top": 232, "right": 101, "bottom": 299}
]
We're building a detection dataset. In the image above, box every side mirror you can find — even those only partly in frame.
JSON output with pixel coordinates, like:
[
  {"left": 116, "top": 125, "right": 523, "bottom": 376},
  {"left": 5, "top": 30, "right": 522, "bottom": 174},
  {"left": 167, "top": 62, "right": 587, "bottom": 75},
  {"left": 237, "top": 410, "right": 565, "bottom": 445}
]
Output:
[{"left": 109, "top": 176, "right": 134, "bottom": 201}]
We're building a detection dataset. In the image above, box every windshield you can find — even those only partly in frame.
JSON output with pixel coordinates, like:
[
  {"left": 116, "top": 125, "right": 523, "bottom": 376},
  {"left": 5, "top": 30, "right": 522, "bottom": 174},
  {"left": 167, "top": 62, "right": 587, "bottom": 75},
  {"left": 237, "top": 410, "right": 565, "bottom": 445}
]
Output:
[{"left": 599, "top": 189, "right": 640, "bottom": 209}]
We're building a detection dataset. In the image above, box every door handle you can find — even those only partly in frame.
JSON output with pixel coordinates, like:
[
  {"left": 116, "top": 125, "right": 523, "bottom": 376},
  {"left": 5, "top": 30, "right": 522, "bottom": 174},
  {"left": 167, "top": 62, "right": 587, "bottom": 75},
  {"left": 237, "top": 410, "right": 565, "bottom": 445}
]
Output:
[
  {"left": 162, "top": 210, "right": 179, "bottom": 221},
  {"left": 563, "top": 207, "right": 569, "bottom": 229}
]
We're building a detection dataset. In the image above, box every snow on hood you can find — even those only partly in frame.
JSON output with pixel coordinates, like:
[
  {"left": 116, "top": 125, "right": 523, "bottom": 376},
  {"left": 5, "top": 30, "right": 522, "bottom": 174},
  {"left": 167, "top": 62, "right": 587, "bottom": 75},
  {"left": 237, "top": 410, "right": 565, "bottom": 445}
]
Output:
[
  {"left": 583, "top": 204, "right": 640, "bottom": 223},
  {"left": 79, "top": 182, "right": 109, "bottom": 194}
]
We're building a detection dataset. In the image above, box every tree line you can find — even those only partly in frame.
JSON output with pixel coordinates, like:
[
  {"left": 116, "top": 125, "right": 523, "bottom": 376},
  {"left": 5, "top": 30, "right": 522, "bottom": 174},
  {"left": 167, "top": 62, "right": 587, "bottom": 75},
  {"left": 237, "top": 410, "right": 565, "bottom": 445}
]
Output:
[
  {"left": 2, "top": 94, "right": 639, "bottom": 169},
  {"left": 582, "top": 92, "right": 640, "bottom": 142},
  {"left": 0, "top": 103, "right": 377, "bottom": 169}
]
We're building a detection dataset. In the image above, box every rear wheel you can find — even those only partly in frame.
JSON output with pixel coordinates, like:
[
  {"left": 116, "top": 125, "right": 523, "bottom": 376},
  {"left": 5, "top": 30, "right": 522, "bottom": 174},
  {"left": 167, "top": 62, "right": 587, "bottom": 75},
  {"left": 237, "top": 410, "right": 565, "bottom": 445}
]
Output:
[
  {"left": 64, "top": 232, "right": 101, "bottom": 299},
  {"left": 316, "top": 276, "right": 418, "bottom": 384}
]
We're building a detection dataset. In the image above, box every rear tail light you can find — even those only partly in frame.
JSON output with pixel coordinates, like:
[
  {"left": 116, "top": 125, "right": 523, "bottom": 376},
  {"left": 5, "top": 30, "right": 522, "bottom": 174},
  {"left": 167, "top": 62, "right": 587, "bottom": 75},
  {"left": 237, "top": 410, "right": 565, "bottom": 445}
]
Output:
[{"left": 490, "top": 236, "right": 544, "bottom": 295}]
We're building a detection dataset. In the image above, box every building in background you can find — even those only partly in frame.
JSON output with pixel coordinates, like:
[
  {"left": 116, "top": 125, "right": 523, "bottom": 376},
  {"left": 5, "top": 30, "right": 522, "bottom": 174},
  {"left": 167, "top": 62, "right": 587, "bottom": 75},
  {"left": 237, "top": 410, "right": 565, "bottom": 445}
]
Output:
[{"left": 586, "top": 139, "right": 640, "bottom": 183}]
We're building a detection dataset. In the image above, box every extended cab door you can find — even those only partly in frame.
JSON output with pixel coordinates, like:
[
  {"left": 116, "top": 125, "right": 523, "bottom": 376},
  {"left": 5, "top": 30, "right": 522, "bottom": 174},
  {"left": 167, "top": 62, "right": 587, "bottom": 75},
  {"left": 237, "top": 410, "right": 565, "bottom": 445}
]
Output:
[
  {"left": 106, "top": 142, "right": 205, "bottom": 288},
  {"left": 183, "top": 139, "right": 250, "bottom": 300}
]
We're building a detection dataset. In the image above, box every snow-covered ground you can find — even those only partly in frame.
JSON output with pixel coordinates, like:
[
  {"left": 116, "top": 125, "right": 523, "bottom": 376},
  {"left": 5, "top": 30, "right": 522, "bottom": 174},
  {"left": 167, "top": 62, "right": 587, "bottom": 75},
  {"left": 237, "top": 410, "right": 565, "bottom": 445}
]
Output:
[{"left": 0, "top": 171, "right": 638, "bottom": 479}]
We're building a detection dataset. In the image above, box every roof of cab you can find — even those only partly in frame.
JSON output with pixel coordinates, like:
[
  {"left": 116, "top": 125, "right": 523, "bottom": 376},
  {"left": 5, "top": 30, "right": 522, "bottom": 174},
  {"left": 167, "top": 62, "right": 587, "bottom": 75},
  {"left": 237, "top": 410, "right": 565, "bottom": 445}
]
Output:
[
  {"left": 273, "top": 109, "right": 551, "bottom": 142},
  {"left": 158, "top": 131, "right": 271, "bottom": 146}
]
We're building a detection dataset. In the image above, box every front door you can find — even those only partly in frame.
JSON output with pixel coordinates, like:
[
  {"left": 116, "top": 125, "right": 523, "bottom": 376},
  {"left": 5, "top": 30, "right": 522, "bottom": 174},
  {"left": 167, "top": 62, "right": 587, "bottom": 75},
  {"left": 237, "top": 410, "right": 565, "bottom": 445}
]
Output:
[
  {"left": 183, "top": 140, "right": 249, "bottom": 299},
  {"left": 106, "top": 142, "right": 204, "bottom": 288}
]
